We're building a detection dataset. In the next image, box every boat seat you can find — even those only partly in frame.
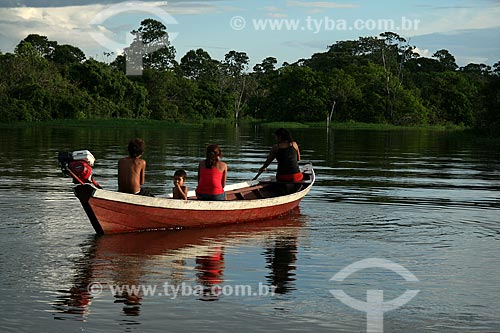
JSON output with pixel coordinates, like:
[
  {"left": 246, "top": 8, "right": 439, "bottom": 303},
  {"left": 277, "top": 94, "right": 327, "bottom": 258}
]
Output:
[
  {"left": 226, "top": 184, "right": 265, "bottom": 200},
  {"left": 252, "top": 188, "right": 264, "bottom": 198}
]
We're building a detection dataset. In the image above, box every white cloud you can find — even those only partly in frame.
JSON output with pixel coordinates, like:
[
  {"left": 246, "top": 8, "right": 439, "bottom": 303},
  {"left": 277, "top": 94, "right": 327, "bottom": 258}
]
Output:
[
  {"left": 166, "top": 2, "right": 219, "bottom": 15},
  {"left": 260, "top": 5, "right": 287, "bottom": 18},
  {"left": 0, "top": 1, "right": 207, "bottom": 56},
  {"left": 413, "top": 5, "right": 500, "bottom": 36},
  {"left": 413, "top": 47, "right": 432, "bottom": 58},
  {"left": 0, "top": 5, "right": 102, "bottom": 53}
]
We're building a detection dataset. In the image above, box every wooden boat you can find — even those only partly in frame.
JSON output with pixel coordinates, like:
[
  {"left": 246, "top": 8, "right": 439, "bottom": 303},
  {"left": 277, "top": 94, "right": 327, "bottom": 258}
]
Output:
[{"left": 62, "top": 156, "right": 315, "bottom": 234}]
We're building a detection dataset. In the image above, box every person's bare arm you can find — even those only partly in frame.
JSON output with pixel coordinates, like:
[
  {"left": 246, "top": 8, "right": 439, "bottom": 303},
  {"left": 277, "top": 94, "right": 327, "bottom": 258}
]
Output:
[
  {"left": 140, "top": 159, "right": 146, "bottom": 185},
  {"left": 292, "top": 141, "right": 301, "bottom": 161},
  {"left": 259, "top": 145, "right": 278, "bottom": 172},
  {"left": 221, "top": 163, "right": 227, "bottom": 188},
  {"left": 174, "top": 184, "right": 188, "bottom": 200}
]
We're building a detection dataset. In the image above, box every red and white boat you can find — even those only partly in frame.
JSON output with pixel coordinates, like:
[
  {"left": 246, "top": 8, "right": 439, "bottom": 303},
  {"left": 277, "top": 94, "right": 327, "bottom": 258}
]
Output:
[{"left": 59, "top": 150, "right": 315, "bottom": 234}]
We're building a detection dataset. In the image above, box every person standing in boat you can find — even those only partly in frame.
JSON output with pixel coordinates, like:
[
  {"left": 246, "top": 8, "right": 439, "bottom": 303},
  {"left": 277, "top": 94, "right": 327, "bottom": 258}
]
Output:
[
  {"left": 118, "top": 138, "right": 153, "bottom": 196},
  {"left": 196, "top": 144, "right": 227, "bottom": 200},
  {"left": 259, "top": 128, "right": 303, "bottom": 182}
]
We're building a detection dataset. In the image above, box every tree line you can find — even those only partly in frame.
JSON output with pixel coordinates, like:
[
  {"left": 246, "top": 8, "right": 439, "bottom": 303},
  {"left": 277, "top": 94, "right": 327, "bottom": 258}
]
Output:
[{"left": 1, "top": 19, "right": 499, "bottom": 135}]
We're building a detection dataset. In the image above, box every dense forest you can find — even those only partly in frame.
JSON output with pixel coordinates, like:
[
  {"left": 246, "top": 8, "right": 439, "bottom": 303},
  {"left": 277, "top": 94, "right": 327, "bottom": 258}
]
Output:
[{"left": 1, "top": 18, "right": 499, "bottom": 135}]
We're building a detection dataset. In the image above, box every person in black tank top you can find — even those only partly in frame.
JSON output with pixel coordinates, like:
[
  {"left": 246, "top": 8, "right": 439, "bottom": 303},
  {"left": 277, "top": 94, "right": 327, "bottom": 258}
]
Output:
[
  {"left": 275, "top": 145, "right": 300, "bottom": 175},
  {"left": 258, "top": 128, "right": 303, "bottom": 182}
]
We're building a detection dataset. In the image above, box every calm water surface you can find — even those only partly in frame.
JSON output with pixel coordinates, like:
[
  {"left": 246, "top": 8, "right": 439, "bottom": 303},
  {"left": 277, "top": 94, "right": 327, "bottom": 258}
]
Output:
[{"left": 1, "top": 123, "right": 499, "bottom": 333}]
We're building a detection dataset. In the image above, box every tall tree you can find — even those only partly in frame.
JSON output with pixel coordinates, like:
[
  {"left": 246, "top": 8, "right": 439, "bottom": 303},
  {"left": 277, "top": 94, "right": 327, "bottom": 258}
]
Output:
[
  {"left": 16, "top": 34, "right": 56, "bottom": 58},
  {"left": 377, "top": 32, "right": 415, "bottom": 120},
  {"left": 223, "top": 50, "right": 249, "bottom": 77},
  {"left": 180, "top": 48, "right": 218, "bottom": 80},
  {"left": 253, "top": 57, "right": 277, "bottom": 74},
  {"left": 220, "top": 50, "right": 250, "bottom": 121},
  {"left": 124, "top": 18, "right": 176, "bottom": 74},
  {"left": 50, "top": 44, "right": 86, "bottom": 65},
  {"left": 433, "top": 49, "right": 458, "bottom": 71},
  {"left": 249, "top": 57, "right": 278, "bottom": 118}
]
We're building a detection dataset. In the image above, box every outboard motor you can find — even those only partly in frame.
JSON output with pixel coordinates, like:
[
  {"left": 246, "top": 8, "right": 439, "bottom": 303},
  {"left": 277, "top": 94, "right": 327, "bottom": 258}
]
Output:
[{"left": 58, "top": 150, "right": 101, "bottom": 188}]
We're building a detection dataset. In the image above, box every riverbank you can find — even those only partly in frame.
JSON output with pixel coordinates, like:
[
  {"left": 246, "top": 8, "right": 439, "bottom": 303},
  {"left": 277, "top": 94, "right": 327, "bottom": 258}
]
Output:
[{"left": 0, "top": 118, "right": 470, "bottom": 131}]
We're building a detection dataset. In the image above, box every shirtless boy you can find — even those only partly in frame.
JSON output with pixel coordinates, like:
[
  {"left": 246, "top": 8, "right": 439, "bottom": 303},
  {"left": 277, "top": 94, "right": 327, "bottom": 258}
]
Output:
[{"left": 118, "top": 138, "right": 148, "bottom": 195}]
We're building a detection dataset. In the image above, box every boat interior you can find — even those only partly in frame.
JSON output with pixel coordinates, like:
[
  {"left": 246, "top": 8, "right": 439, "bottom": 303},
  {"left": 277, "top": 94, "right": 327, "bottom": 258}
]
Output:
[{"left": 190, "top": 171, "right": 313, "bottom": 201}]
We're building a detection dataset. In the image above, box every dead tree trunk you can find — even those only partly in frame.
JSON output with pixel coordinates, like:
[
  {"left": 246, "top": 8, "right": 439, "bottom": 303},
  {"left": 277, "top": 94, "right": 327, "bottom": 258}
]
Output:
[{"left": 327, "top": 100, "right": 336, "bottom": 127}]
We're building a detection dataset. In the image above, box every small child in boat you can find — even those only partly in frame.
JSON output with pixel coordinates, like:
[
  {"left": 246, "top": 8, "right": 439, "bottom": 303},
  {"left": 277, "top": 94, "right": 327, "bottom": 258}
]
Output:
[{"left": 172, "top": 169, "right": 188, "bottom": 200}]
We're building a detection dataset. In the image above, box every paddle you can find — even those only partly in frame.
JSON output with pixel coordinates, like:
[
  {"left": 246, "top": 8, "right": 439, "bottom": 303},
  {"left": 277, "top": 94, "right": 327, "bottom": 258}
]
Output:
[{"left": 252, "top": 170, "right": 263, "bottom": 181}]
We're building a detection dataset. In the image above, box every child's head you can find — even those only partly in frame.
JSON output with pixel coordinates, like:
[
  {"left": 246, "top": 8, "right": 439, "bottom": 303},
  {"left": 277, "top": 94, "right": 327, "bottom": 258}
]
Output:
[
  {"left": 173, "top": 169, "right": 187, "bottom": 185},
  {"left": 205, "top": 144, "right": 222, "bottom": 168},
  {"left": 128, "top": 138, "right": 145, "bottom": 158}
]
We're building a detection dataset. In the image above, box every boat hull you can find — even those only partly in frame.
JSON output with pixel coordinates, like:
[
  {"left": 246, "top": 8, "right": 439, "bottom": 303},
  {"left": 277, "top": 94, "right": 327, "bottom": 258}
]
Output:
[{"left": 73, "top": 164, "right": 314, "bottom": 234}]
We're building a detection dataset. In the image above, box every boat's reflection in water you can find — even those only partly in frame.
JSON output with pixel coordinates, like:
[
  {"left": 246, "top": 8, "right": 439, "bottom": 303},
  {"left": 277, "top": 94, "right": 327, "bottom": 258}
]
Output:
[{"left": 52, "top": 213, "right": 303, "bottom": 319}]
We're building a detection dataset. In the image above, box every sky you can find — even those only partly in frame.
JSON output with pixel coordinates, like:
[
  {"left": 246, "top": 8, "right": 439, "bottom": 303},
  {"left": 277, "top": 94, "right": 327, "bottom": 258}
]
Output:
[{"left": 1, "top": 0, "right": 499, "bottom": 68}]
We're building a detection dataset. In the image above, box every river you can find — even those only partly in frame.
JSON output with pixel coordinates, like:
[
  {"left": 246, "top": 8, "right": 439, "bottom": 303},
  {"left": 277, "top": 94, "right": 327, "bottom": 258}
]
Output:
[{"left": 0, "top": 123, "right": 499, "bottom": 332}]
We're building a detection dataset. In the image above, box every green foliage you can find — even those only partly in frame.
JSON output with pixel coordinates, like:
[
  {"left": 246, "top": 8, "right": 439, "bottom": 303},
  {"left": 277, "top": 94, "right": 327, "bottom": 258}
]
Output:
[
  {"left": 141, "top": 69, "right": 189, "bottom": 120},
  {"left": 1, "top": 28, "right": 499, "bottom": 136},
  {"left": 263, "top": 65, "right": 328, "bottom": 122},
  {"left": 180, "top": 48, "right": 218, "bottom": 80},
  {"left": 0, "top": 46, "right": 147, "bottom": 121},
  {"left": 68, "top": 59, "right": 149, "bottom": 118},
  {"left": 416, "top": 71, "right": 477, "bottom": 126},
  {"left": 50, "top": 44, "right": 86, "bottom": 65},
  {"left": 475, "top": 68, "right": 500, "bottom": 135}
]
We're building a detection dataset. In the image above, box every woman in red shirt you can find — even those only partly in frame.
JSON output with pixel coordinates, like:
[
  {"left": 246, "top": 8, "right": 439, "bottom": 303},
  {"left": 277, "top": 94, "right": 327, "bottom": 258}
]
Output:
[{"left": 196, "top": 144, "right": 228, "bottom": 200}]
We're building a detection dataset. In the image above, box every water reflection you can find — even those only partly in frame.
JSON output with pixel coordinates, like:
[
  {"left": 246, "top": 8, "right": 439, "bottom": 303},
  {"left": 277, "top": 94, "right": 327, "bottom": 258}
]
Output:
[
  {"left": 264, "top": 236, "right": 298, "bottom": 294},
  {"left": 52, "top": 217, "right": 303, "bottom": 320},
  {"left": 3, "top": 123, "right": 500, "bottom": 332},
  {"left": 52, "top": 237, "right": 97, "bottom": 320},
  {"left": 195, "top": 246, "right": 225, "bottom": 301}
]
